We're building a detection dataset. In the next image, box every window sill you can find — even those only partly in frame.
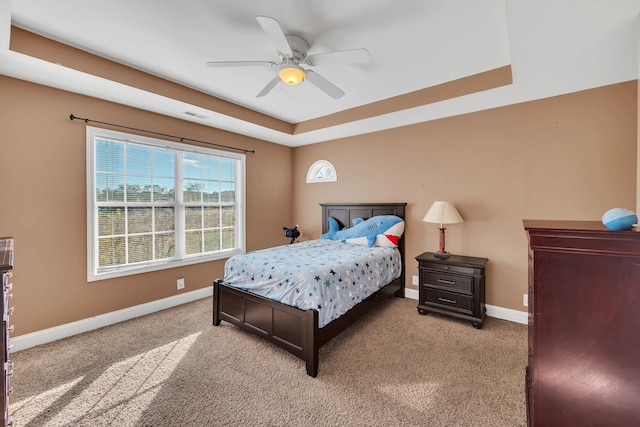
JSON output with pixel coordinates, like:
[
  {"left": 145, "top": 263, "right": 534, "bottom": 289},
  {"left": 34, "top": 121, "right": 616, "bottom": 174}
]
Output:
[{"left": 88, "top": 248, "right": 243, "bottom": 282}]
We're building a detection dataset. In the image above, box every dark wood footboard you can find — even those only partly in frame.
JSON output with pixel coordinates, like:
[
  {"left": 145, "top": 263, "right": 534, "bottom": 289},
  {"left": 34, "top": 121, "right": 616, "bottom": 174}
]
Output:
[
  {"left": 213, "top": 276, "right": 402, "bottom": 377},
  {"left": 214, "top": 278, "right": 320, "bottom": 376}
]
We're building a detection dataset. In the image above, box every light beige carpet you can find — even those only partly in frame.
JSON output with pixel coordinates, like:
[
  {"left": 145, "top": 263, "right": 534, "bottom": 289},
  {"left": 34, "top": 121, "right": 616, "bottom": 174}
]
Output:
[{"left": 9, "top": 296, "right": 527, "bottom": 426}]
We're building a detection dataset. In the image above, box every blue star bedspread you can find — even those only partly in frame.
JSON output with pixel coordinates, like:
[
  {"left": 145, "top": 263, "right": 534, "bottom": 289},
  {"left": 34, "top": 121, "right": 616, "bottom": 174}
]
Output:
[{"left": 223, "top": 239, "right": 402, "bottom": 327}]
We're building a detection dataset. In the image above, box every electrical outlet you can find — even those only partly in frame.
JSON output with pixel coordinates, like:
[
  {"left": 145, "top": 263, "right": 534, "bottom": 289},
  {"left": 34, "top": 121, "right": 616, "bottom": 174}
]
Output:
[
  {"left": 412, "top": 275, "right": 419, "bottom": 286},
  {"left": 523, "top": 293, "right": 528, "bottom": 307},
  {"left": 177, "top": 277, "right": 185, "bottom": 290}
]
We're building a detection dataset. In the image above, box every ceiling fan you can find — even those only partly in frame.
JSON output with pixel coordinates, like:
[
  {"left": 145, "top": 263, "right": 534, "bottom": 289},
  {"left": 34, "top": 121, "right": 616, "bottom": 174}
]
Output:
[{"left": 206, "top": 16, "right": 370, "bottom": 99}]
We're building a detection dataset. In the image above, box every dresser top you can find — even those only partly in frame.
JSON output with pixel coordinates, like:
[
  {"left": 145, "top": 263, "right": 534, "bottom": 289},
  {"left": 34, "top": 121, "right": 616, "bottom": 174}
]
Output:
[
  {"left": 523, "top": 219, "right": 640, "bottom": 234},
  {"left": 524, "top": 220, "right": 640, "bottom": 256}
]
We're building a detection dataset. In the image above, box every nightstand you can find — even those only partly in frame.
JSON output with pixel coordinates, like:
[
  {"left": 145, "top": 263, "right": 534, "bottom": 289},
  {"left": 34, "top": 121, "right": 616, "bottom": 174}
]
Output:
[{"left": 415, "top": 252, "right": 488, "bottom": 329}]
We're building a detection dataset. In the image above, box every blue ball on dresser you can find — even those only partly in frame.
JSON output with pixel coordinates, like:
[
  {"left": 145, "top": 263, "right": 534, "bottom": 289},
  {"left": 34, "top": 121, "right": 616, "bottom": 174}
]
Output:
[{"left": 601, "top": 208, "right": 638, "bottom": 230}]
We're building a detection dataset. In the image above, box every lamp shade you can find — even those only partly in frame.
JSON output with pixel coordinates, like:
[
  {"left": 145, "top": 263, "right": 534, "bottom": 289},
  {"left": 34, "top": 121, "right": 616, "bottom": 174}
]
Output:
[
  {"left": 278, "top": 65, "right": 306, "bottom": 85},
  {"left": 423, "top": 201, "right": 463, "bottom": 226}
]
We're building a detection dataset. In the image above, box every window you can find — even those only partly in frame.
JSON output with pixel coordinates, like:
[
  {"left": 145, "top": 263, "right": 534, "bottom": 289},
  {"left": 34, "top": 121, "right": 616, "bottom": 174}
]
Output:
[
  {"left": 306, "top": 160, "right": 337, "bottom": 183},
  {"left": 86, "top": 127, "right": 245, "bottom": 281}
]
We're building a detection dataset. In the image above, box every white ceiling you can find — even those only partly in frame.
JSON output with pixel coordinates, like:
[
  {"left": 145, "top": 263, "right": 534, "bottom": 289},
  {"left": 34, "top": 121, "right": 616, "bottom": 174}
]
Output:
[{"left": 2, "top": 0, "right": 640, "bottom": 147}]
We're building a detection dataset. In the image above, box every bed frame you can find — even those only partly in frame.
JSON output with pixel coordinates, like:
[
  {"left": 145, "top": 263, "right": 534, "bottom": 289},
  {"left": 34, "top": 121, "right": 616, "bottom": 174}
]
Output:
[{"left": 213, "top": 202, "right": 406, "bottom": 377}]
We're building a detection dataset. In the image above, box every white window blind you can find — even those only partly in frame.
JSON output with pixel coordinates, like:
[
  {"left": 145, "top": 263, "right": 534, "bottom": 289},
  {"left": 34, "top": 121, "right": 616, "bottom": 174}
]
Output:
[{"left": 87, "top": 127, "right": 245, "bottom": 281}]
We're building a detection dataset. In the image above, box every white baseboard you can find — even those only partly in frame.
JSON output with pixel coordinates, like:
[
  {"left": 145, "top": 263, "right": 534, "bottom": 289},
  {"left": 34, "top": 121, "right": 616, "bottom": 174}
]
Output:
[
  {"left": 485, "top": 304, "right": 528, "bottom": 325},
  {"left": 12, "top": 285, "right": 527, "bottom": 353},
  {"left": 404, "top": 288, "right": 528, "bottom": 325},
  {"left": 404, "top": 288, "right": 419, "bottom": 300},
  {"left": 11, "top": 287, "right": 213, "bottom": 352}
]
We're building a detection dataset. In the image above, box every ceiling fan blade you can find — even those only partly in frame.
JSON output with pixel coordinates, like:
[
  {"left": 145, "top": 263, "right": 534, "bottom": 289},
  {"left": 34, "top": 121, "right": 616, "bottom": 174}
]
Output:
[
  {"left": 256, "top": 16, "right": 293, "bottom": 56},
  {"left": 207, "top": 61, "right": 276, "bottom": 68},
  {"left": 305, "top": 70, "right": 345, "bottom": 99},
  {"left": 306, "top": 48, "right": 370, "bottom": 66},
  {"left": 256, "top": 76, "right": 281, "bottom": 97}
]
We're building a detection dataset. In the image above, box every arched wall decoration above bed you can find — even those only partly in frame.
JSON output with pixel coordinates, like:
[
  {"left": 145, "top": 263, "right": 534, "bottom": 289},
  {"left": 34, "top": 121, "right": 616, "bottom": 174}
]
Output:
[{"left": 306, "top": 159, "right": 337, "bottom": 183}]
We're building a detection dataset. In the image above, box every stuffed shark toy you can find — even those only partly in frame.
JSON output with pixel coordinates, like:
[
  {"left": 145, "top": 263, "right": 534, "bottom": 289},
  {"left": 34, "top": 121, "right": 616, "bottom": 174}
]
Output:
[{"left": 321, "top": 215, "right": 404, "bottom": 247}]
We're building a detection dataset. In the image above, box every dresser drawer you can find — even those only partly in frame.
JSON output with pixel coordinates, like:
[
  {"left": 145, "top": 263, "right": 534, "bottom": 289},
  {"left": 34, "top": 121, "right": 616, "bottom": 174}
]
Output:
[
  {"left": 423, "top": 288, "right": 473, "bottom": 314},
  {"left": 421, "top": 271, "right": 473, "bottom": 294}
]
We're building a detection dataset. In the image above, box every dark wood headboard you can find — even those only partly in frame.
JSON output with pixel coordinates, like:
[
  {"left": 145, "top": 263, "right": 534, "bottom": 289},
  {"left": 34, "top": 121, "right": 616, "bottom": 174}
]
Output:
[
  {"left": 320, "top": 202, "right": 407, "bottom": 294},
  {"left": 320, "top": 203, "right": 406, "bottom": 232}
]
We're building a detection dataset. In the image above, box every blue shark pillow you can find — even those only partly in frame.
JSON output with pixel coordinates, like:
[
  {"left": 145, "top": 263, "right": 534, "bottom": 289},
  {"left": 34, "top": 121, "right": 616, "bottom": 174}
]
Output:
[{"left": 321, "top": 215, "right": 405, "bottom": 247}]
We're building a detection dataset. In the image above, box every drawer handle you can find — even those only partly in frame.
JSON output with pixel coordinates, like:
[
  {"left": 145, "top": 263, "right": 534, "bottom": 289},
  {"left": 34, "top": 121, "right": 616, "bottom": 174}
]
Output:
[
  {"left": 438, "top": 297, "right": 457, "bottom": 304},
  {"left": 437, "top": 279, "right": 456, "bottom": 285}
]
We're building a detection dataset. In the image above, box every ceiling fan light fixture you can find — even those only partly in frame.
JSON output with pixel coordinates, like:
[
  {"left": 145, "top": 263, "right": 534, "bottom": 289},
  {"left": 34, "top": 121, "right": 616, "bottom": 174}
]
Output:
[{"left": 278, "top": 65, "right": 306, "bottom": 85}]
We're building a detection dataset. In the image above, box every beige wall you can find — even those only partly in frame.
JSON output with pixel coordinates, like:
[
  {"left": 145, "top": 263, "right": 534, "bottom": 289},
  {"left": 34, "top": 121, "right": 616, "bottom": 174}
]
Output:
[
  {"left": 1, "top": 79, "right": 636, "bottom": 336},
  {"left": 292, "top": 81, "right": 637, "bottom": 311},
  {"left": 0, "top": 76, "right": 293, "bottom": 335},
  {"left": 1, "top": 26, "right": 637, "bottom": 336}
]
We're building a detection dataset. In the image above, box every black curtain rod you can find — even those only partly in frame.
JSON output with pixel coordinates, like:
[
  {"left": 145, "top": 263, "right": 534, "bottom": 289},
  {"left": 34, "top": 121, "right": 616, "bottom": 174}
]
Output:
[{"left": 69, "top": 114, "right": 255, "bottom": 154}]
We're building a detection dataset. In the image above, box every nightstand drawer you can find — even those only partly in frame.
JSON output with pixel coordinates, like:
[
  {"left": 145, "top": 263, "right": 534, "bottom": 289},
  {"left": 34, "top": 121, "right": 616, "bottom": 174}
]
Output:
[
  {"left": 423, "top": 289, "right": 473, "bottom": 314},
  {"left": 419, "top": 262, "right": 476, "bottom": 276},
  {"left": 422, "top": 271, "right": 473, "bottom": 294}
]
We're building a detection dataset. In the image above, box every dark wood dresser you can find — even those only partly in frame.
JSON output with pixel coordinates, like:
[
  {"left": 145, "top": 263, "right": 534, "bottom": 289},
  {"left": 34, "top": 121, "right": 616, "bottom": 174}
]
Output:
[
  {"left": 0, "top": 238, "right": 13, "bottom": 427},
  {"left": 524, "top": 220, "right": 640, "bottom": 426},
  {"left": 415, "top": 252, "right": 487, "bottom": 328}
]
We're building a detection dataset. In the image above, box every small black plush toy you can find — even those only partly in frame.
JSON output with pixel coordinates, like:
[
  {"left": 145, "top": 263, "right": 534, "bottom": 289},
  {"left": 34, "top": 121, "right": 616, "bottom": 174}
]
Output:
[{"left": 283, "top": 225, "right": 300, "bottom": 244}]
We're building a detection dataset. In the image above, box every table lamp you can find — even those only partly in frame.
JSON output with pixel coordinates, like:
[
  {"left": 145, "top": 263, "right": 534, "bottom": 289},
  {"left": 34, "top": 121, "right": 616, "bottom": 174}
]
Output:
[{"left": 423, "top": 201, "right": 464, "bottom": 259}]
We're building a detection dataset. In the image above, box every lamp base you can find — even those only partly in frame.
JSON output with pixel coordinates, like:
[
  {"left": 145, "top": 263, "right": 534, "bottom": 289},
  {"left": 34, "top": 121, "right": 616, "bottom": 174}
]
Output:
[{"left": 433, "top": 251, "right": 451, "bottom": 260}]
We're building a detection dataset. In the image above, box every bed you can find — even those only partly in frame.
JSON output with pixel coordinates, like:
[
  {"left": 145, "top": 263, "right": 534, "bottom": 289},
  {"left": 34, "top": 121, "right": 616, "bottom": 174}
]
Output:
[{"left": 213, "top": 202, "right": 406, "bottom": 377}]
